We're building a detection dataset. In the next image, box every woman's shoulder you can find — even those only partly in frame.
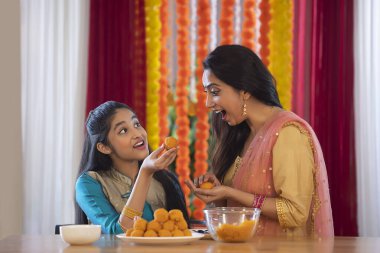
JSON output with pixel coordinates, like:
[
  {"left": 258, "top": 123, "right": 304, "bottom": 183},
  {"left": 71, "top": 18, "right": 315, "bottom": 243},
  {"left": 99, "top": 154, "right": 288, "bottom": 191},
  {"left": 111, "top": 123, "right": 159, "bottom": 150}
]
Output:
[
  {"left": 275, "top": 122, "right": 313, "bottom": 153},
  {"left": 281, "top": 121, "right": 309, "bottom": 135},
  {"left": 275, "top": 110, "right": 313, "bottom": 132}
]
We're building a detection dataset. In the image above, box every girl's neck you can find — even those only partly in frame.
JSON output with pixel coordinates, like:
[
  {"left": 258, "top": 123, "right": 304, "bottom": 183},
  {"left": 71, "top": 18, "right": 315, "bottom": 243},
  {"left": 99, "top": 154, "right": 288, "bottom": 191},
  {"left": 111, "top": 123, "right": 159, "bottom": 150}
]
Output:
[{"left": 112, "top": 160, "right": 139, "bottom": 182}]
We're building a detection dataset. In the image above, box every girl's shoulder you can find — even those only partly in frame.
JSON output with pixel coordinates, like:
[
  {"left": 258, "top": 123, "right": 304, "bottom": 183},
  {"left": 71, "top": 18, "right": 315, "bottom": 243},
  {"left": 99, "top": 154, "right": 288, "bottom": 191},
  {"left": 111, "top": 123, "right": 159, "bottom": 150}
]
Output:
[
  {"left": 77, "top": 171, "right": 102, "bottom": 182},
  {"left": 75, "top": 172, "right": 103, "bottom": 192}
]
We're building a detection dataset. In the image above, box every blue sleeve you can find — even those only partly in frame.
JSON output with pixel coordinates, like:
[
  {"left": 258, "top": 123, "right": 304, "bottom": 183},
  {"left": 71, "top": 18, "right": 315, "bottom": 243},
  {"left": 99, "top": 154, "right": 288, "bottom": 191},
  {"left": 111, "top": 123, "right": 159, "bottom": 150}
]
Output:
[
  {"left": 76, "top": 173, "right": 124, "bottom": 234},
  {"left": 75, "top": 173, "right": 154, "bottom": 234}
]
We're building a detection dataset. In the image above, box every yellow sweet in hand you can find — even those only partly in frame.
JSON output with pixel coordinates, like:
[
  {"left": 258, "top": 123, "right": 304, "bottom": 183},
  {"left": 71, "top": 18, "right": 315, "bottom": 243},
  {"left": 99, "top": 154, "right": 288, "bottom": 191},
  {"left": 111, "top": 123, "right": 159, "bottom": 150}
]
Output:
[
  {"left": 199, "top": 181, "right": 214, "bottom": 189},
  {"left": 164, "top": 136, "right": 178, "bottom": 150}
]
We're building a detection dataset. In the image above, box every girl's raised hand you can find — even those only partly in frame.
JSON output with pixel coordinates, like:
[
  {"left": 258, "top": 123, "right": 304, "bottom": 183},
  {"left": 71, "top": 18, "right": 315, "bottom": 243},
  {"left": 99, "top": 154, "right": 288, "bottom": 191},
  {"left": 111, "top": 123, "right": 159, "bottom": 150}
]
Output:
[{"left": 140, "top": 144, "right": 178, "bottom": 174}]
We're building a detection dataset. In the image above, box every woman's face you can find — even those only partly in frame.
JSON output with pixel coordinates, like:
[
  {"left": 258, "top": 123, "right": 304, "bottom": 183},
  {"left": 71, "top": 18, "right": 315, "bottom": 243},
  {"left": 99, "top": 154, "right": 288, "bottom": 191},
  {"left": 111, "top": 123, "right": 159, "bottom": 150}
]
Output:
[
  {"left": 105, "top": 108, "right": 149, "bottom": 162},
  {"left": 203, "top": 69, "right": 246, "bottom": 126}
]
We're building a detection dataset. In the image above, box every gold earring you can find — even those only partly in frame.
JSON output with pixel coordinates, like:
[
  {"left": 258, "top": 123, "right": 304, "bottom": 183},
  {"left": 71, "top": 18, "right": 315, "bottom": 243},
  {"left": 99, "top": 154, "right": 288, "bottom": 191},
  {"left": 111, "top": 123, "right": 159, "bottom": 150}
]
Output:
[{"left": 242, "top": 102, "right": 247, "bottom": 116}]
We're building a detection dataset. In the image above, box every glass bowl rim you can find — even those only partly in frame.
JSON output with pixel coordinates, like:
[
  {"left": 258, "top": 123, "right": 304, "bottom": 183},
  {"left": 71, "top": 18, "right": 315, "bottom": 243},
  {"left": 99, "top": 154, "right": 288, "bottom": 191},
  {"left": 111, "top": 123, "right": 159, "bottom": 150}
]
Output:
[{"left": 203, "top": 207, "right": 261, "bottom": 215}]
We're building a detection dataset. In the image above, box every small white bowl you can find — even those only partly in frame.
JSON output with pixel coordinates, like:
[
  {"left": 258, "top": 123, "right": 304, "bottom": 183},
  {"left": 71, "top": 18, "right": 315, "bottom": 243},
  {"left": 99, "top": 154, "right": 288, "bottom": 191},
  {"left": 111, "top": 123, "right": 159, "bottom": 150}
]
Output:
[{"left": 60, "top": 225, "right": 101, "bottom": 245}]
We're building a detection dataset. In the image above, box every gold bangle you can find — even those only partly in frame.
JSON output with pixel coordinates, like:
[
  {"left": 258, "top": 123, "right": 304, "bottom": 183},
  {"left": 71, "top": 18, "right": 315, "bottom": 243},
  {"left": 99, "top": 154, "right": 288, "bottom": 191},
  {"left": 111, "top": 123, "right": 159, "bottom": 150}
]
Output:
[{"left": 121, "top": 206, "right": 142, "bottom": 220}]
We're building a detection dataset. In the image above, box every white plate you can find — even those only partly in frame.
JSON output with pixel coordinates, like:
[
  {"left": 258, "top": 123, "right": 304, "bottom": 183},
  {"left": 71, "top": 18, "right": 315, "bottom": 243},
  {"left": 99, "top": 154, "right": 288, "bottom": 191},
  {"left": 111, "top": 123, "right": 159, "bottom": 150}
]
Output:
[{"left": 116, "top": 232, "right": 204, "bottom": 245}]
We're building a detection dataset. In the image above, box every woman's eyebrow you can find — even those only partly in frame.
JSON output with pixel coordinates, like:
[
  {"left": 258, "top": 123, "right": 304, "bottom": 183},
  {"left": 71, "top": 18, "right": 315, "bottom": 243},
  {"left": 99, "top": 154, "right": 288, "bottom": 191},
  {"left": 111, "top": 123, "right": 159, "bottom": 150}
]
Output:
[{"left": 204, "top": 82, "right": 219, "bottom": 89}]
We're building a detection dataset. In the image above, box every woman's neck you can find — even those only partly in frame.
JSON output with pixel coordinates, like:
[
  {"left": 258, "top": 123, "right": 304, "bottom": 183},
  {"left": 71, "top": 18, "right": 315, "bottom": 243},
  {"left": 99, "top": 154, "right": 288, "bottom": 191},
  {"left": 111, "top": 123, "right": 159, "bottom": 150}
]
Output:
[{"left": 245, "top": 101, "right": 279, "bottom": 135}]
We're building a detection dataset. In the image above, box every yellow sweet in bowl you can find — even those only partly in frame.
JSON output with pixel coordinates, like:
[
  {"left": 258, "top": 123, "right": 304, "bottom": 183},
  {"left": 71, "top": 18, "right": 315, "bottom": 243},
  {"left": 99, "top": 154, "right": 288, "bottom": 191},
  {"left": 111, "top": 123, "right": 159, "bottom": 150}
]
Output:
[{"left": 203, "top": 207, "right": 260, "bottom": 242}]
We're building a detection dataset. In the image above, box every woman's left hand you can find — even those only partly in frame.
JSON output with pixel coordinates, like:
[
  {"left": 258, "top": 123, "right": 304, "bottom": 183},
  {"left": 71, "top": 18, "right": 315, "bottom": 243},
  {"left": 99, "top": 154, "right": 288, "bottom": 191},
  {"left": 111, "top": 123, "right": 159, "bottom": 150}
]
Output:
[{"left": 185, "top": 179, "right": 229, "bottom": 203}]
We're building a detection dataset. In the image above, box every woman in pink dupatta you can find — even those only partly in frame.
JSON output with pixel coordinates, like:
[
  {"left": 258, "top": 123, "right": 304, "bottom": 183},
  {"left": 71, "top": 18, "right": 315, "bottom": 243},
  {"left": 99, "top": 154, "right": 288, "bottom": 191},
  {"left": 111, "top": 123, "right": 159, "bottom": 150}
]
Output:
[{"left": 186, "top": 45, "right": 334, "bottom": 238}]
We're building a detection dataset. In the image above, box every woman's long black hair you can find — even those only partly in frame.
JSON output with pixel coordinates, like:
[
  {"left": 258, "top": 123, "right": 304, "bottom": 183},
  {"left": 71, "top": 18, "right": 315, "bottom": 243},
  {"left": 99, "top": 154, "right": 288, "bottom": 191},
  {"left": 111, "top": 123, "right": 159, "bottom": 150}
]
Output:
[
  {"left": 203, "top": 45, "right": 282, "bottom": 181},
  {"left": 75, "top": 101, "right": 189, "bottom": 224}
]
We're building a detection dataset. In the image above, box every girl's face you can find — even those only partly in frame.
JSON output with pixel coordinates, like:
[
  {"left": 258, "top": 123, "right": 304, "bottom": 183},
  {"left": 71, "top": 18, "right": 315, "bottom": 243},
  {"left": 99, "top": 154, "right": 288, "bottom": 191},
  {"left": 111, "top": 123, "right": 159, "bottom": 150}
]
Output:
[
  {"left": 105, "top": 108, "right": 149, "bottom": 162},
  {"left": 203, "top": 69, "right": 246, "bottom": 126}
]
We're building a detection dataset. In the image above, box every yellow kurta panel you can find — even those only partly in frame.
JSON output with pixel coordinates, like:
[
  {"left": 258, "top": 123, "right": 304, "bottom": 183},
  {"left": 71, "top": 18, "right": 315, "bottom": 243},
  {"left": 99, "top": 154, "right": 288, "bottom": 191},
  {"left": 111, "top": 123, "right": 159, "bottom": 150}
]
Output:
[{"left": 273, "top": 124, "right": 314, "bottom": 234}]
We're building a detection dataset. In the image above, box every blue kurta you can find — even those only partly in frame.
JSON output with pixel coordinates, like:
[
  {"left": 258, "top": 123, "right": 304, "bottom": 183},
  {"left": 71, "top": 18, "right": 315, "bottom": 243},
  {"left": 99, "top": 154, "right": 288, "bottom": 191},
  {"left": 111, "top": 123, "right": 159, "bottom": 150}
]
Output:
[{"left": 76, "top": 173, "right": 154, "bottom": 234}]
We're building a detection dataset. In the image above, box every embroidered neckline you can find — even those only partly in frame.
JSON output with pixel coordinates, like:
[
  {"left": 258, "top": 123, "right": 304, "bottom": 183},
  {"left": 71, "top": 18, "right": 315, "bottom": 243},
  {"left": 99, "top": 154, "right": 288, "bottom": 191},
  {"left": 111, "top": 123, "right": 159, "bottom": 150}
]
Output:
[{"left": 232, "top": 156, "right": 242, "bottom": 181}]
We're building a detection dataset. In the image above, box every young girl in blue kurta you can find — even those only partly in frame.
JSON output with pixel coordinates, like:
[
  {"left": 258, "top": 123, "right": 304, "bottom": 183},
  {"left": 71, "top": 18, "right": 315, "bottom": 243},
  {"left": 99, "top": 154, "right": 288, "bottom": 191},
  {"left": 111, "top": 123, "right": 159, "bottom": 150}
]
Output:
[{"left": 75, "top": 101, "right": 188, "bottom": 234}]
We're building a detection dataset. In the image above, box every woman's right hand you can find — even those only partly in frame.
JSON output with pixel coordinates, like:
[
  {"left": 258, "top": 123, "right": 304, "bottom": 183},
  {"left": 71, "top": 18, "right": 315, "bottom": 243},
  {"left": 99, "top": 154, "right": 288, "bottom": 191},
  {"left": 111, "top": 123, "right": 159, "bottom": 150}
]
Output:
[
  {"left": 193, "top": 173, "right": 222, "bottom": 188},
  {"left": 139, "top": 144, "right": 178, "bottom": 174},
  {"left": 184, "top": 173, "right": 222, "bottom": 193}
]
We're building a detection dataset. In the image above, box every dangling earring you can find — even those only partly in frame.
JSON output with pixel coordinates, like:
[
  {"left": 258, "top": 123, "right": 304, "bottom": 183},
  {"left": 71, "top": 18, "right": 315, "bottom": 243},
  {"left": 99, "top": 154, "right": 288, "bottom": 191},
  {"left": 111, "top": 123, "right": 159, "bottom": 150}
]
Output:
[{"left": 242, "top": 102, "right": 247, "bottom": 117}]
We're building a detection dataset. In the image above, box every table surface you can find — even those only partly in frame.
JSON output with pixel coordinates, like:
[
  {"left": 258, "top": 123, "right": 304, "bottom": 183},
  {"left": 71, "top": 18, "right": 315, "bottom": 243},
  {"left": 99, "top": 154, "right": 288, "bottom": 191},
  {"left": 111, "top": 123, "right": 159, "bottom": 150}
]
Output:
[{"left": 1, "top": 234, "right": 380, "bottom": 253}]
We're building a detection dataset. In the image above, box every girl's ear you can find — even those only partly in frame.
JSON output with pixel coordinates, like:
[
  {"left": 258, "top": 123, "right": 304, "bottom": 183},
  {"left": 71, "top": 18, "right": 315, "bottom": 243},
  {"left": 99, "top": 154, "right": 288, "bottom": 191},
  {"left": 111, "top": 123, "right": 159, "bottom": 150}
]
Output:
[{"left": 96, "top": 142, "right": 112, "bottom": 155}]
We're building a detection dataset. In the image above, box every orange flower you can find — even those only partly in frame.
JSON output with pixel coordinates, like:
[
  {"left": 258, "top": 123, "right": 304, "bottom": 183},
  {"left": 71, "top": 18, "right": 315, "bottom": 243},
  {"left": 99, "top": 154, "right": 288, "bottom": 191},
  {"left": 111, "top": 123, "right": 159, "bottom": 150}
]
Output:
[
  {"left": 159, "top": 0, "right": 170, "bottom": 144},
  {"left": 175, "top": 0, "right": 191, "bottom": 210},
  {"left": 219, "top": 0, "right": 235, "bottom": 45},
  {"left": 241, "top": 0, "right": 256, "bottom": 49},
  {"left": 259, "top": 0, "right": 271, "bottom": 66},
  {"left": 192, "top": 0, "right": 211, "bottom": 221},
  {"left": 192, "top": 209, "right": 204, "bottom": 221}
]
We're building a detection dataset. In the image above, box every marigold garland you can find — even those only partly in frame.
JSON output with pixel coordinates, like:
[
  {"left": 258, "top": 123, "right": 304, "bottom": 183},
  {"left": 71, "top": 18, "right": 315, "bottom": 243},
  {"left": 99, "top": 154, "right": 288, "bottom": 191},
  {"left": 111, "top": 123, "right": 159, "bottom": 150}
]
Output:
[
  {"left": 219, "top": 0, "right": 235, "bottom": 45},
  {"left": 241, "top": 0, "right": 256, "bottom": 49},
  {"left": 210, "top": 0, "right": 218, "bottom": 50},
  {"left": 145, "top": 0, "right": 162, "bottom": 149},
  {"left": 175, "top": 0, "right": 191, "bottom": 212},
  {"left": 268, "top": 0, "right": 293, "bottom": 110},
  {"left": 192, "top": 0, "right": 211, "bottom": 221},
  {"left": 158, "top": 0, "right": 169, "bottom": 144},
  {"left": 259, "top": 0, "right": 271, "bottom": 66}
]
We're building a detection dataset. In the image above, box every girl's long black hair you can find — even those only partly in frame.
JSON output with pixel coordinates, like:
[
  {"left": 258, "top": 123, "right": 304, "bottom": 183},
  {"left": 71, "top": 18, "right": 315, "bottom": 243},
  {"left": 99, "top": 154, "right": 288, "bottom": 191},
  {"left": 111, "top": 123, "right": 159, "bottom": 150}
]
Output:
[
  {"left": 203, "top": 45, "right": 282, "bottom": 181},
  {"left": 75, "top": 101, "right": 189, "bottom": 224}
]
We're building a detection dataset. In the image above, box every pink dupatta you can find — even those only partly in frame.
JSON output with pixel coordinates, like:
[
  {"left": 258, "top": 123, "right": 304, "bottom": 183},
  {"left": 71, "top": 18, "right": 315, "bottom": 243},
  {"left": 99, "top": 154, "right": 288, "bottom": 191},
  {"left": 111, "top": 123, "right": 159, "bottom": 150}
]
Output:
[{"left": 232, "top": 110, "right": 334, "bottom": 237}]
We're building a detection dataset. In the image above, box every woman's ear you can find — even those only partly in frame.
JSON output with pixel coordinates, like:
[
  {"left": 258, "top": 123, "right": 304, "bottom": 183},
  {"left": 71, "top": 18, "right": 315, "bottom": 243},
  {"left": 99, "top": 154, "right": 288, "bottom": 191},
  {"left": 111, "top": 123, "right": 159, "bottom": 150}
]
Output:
[
  {"left": 240, "top": 90, "right": 251, "bottom": 100},
  {"left": 96, "top": 142, "right": 112, "bottom": 155}
]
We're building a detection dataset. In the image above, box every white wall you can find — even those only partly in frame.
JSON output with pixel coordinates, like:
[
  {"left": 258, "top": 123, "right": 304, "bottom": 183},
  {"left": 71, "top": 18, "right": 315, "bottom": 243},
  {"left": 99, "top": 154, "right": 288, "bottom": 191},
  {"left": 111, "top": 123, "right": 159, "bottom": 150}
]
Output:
[{"left": 0, "top": 0, "right": 23, "bottom": 239}]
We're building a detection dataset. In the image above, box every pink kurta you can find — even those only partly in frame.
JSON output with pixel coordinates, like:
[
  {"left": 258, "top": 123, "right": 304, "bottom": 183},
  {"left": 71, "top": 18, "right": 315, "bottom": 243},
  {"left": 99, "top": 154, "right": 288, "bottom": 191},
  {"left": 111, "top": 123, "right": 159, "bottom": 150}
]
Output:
[{"left": 231, "top": 110, "right": 334, "bottom": 237}]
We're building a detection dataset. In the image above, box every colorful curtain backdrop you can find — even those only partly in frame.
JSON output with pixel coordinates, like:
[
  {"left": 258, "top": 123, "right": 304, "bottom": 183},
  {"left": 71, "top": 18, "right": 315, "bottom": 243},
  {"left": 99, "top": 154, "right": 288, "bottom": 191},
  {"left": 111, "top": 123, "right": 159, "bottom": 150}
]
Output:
[
  {"left": 310, "top": 0, "right": 357, "bottom": 236},
  {"left": 85, "top": 1, "right": 362, "bottom": 233},
  {"left": 292, "top": 0, "right": 312, "bottom": 121},
  {"left": 86, "top": 0, "right": 146, "bottom": 125}
]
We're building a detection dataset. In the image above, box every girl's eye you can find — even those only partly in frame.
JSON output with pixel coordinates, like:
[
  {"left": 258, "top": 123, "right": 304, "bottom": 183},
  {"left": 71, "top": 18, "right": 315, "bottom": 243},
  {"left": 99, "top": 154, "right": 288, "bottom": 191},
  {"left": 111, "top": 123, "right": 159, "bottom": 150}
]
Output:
[
  {"left": 119, "top": 128, "right": 127, "bottom": 134},
  {"left": 134, "top": 122, "right": 141, "bottom": 128}
]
